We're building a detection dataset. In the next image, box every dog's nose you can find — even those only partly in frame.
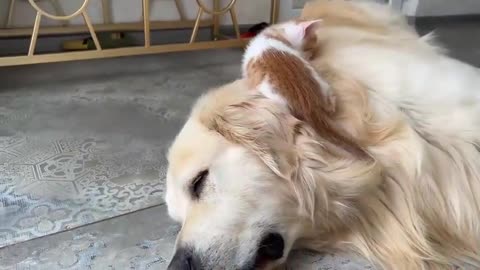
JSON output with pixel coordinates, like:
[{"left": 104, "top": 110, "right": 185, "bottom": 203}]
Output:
[
  {"left": 258, "top": 232, "right": 284, "bottom": 260},
  {"left": 167, "top": 248, "right": 201, "bottom": 270},
  {"left": 253, "top": 232, "right": 285, "bottom": 267}
]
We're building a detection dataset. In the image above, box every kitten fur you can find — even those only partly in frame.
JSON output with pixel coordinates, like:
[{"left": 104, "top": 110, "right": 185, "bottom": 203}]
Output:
[{"left": 242, "top": 20, "right": 365, "bottom": 157}]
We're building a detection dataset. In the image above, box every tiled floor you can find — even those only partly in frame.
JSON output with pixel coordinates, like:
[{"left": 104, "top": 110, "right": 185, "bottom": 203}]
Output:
[
  {"left": 0, "top": 19, "right": 479, "bottom": 270},
  {"left": 0, "top": 49, "right": 245, "bottom": 248}
]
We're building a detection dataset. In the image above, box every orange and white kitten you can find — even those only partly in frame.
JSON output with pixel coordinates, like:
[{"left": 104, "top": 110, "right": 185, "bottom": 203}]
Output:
[
  {"left": 242, "top": 19, "right": 334, "bottom": 113},
  {"left": 242, "top": 20, "right": 365, "bottom": 156}
]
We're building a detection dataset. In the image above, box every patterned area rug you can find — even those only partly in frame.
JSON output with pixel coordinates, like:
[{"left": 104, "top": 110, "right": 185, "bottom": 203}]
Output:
[
  {"left": 0, "top": 50, "right": 242, "bottom": 248},
  {"left": 0, "top": 135, "right": 166, "bottom": 247}
]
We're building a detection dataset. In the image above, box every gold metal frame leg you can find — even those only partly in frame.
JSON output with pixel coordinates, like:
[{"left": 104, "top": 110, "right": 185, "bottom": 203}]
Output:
[
  {"left": 212, "top": 0, "right": 220, "bottom": 40},
  {"left": 142, "top": 0, "right": 151, "bottom": 47},
  {"left": 28, "top": 12, "right": 42, "bottom": 56},
  {"left": 190, "top": 8, "right": 203, "bottom": 43},
  {"left": 270, "top": 0, "right": 279, "bottom": 24},
  {"left": 82, "top": 11, "right": 102, "bottom": 50},
  {"left": 229, "top": 5, "right": 240, "bottom": 39}
]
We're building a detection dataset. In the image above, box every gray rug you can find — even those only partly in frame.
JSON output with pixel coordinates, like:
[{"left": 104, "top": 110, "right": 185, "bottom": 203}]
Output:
[{"left": 0, "top": 50, "right": 243, "bottom": 248}]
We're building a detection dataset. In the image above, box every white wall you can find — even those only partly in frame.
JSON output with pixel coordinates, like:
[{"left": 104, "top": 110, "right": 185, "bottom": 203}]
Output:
[{"left": 0, "top": 0, "right": 273, "bottom": 28}]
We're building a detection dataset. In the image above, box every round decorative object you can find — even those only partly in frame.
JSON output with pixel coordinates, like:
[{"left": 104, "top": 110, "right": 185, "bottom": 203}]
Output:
[
  {"left": 28, "top": 0, "right": 90, "bottom": 20},
  {"left": 195, "top": 0, "right": 237, "bottom": 15}
]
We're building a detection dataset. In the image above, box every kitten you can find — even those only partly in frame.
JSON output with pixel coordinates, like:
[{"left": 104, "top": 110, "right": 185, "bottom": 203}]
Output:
[
  {"left": 242, "top": 19, "right": 336, "bottom": 113},
  {"left": 242, "top": 20, "right": 365, "bottom": 157}
]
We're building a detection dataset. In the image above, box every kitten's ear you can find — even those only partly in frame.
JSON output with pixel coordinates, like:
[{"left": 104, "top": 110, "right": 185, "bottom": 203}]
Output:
[{"left": 298, "top": 19, "right": 322, "bottom": 38}]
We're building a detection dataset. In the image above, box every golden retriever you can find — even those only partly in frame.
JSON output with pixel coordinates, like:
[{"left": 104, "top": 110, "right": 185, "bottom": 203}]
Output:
[{"left": 165, "top": 1, "right": 480, "bottom": 269}]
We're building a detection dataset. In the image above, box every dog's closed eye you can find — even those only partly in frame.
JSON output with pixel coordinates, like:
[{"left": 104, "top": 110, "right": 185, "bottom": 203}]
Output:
[{"left": 190, "top": 169, "right": 209, "bottom": 199}]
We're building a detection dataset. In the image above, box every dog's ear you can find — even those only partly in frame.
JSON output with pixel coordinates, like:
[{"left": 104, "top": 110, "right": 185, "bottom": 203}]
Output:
[
  {"left": 209, "top": 96, "right": 298, "bottom": 179},
  {"left": 206, "top": 96, "right": 325, "bottom": 218},
  {"left": 207, "top": 94, "right": 364, "bottom": 177},
  {"left": 207, "top": 95, "right": 381, "bottom": 219}
]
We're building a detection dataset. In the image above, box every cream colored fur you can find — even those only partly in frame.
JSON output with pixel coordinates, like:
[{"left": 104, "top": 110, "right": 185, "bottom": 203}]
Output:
[{"left": 165, "top": 1, "right": 480, "bottom": 269}]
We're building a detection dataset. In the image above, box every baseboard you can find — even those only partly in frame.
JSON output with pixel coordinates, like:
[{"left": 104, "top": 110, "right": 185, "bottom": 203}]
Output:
[{"left": 412, "top": 14, "right": 480, "bottom": 26}]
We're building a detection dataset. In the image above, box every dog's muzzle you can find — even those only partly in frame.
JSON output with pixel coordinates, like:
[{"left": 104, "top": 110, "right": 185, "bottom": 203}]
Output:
[{"left": 167, "top": 232, "right": 285, "bottom": 270}]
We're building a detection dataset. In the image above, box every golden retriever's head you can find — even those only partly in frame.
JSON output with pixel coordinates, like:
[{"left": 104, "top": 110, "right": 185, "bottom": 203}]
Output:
[{"left": 166, "top": 80, "right": 379, "bottom": 269}]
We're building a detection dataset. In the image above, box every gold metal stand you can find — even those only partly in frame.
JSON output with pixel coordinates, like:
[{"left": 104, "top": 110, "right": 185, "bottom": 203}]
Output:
[
  {"left": 270, "top": 0, "right": 279, "bottom": 24},
  {"left": 0, "top": 0, "right": 280, "bottom": 67}
]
